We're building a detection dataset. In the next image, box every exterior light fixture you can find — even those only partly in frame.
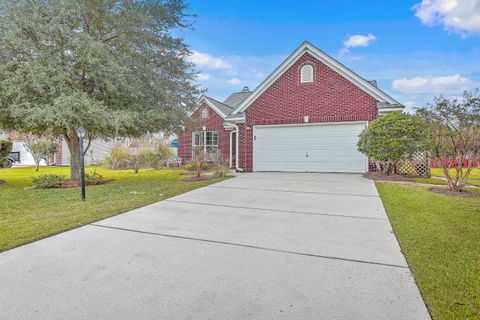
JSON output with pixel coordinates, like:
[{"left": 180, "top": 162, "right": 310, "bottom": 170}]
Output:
[{"left": 76, "top": 127, "right": 87, "bottom": 201}]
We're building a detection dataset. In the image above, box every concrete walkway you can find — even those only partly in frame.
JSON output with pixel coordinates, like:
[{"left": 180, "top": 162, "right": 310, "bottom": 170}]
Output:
[{"left": 0, "top": 173, "right": 431, "bottom": 319}]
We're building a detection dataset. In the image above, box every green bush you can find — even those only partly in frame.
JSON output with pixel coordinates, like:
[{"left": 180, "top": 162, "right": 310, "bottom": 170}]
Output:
[
  {"left": 0, "top": 140, "right": 13, "bottom": 168},
  {"left": 85, "top": 171, "right": 106, "bottom": 185},
  {"left": 357, "top": 112, "right": 431, "bottom": 175},
  {"left": 212, "top": 167, "right": 230, "bottom": 178},
  {"left": 184, "top": 160, "right": 208, "bottom": 171},
  {"left": 32, "top": 174, "right": 65, "bottom": 189}
]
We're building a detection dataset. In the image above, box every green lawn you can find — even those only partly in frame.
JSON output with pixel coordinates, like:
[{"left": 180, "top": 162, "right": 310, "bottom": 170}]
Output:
[
  {"left": 0, "top": 166, "right": 225, "bottom": 252},
  {"left": 376, "top": 182, "right": 480, "bottom": 320},
  {"left": 409, "top": 168, "right": 480, "bottom": 187}
]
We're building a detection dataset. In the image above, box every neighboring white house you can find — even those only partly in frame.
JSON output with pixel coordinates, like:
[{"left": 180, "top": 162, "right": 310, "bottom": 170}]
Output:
[{"left": 2, "top": 131, "right": 178, "bottom": 167}]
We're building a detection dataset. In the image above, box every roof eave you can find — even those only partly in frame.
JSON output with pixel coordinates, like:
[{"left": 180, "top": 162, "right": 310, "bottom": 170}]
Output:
[{"left": 377, "top": 103, "right": 405, "bottom": 115}]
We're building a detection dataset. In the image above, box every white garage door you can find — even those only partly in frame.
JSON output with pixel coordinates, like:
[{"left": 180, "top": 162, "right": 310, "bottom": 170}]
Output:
[{"left": 253, "top": 122, "right": 367, "bottom": 173}]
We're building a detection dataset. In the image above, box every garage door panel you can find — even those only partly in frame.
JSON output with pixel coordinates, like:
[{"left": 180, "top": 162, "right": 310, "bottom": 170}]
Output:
[{"left": 253, "top": 123, "right": 367, "bottom": 173}]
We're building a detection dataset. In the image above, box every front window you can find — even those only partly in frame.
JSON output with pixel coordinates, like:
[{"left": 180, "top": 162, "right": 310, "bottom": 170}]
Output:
[{"left": 192, "top": 131, "right": 218, "bottom": 158}]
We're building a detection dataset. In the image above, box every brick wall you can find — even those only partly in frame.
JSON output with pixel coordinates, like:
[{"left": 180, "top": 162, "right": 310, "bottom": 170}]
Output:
[
  {"left": 238, "top": 52, "right": 378, "bottom": 172},
  {"left": 178, "top": 102, "right": 231, "bottom": 164}
]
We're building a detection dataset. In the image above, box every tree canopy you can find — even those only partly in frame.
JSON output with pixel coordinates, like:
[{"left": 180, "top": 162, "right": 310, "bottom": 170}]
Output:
[{"left": 0, "top": 0, "right": 200, "bottom": 178}]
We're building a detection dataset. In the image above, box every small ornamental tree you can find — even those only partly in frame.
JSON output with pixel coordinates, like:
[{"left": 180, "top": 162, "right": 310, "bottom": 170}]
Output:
[
  {"left": 357, "top": 112, "right": 431, "bottom": 175},
  {"left": 0, "top": 139, "right": 13, "bottom": 168},
  {"left": 417, "top": 91, "right": 480, "bottom": 192},
  {"left": 192, "top": 146, "right": 208, "bottom": 178},
  {"left": 24, "top": 139, "right": 58, "bottom": 171}
]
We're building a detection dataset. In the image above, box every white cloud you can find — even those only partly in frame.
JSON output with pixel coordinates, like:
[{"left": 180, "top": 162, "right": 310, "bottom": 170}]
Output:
[
  {"left": 392, "top": 74, "right": 469, "bottom": 93},
  {"left": 189, "top": 51, "right": 233, "bottom": 70},
  {"left": 228, "top": 78, "right": 241, "bottom": 85},
  {"left": 195, "top": 73, "right": 210, "bottom": 81},
  {"left": 413, "top": 0, "right": 480, "bottom": 35},
  {"left": 340, "top": 34, "right": 376, "bottom": 54}
]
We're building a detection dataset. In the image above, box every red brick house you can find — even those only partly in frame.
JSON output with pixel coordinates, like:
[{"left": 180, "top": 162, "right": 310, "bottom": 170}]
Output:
[{"left": 178, "top": 41, "right": 404, "bottom": 173}]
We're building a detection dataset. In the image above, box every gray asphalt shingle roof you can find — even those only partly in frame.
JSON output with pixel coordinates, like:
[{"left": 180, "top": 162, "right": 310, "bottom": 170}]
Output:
[
  {"left": 204, "top": 97, "right": 234, "bottom": 116},
  {"left": 223, "top": 87, "right": 251, "bottom": 110}
]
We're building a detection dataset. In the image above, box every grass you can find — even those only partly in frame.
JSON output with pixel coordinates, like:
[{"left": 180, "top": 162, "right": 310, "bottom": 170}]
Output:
[
  {"left": 376, "top": 182, "right": 480, "bottom": 320},
  {"left": 408, "top": 168, "right": 480, "bottom": 187},
  {"left": 0, "top": 166, "right": 226, "bottom": 252}
]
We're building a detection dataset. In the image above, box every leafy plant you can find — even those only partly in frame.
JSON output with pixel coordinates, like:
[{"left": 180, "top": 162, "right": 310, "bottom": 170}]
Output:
[
  {"left": 417, "top": 90, "right": 480, "bottom": 191},
  {"left": 24, "top": 139, "right": 58, "bottom": 171},
  {"left": 212, "top": 167, "right": 231, "bottom": 178},
  {"left": 184, "top": 160, "right": 208, "bottom": 171},
  {"left": 127, "top": 149, "right": 151, "bottom": 174},
  {"left": 85, "top": 170, "right": 106, "bottom": 186},
  {"left": 104, "top": 145, "right": 131, "bottom": 170},
  {"left": 0, "top": 140, "right": 13, "bottom": 168},
  {"left": 32, "top": 174, "right": 64, "bottom": 189},
  {"left": 357, "top": 112, "right": 431, "bottom": 175}
]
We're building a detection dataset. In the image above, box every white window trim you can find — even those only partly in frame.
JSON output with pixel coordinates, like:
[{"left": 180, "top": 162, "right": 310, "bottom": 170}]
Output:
[
  {"left": 300, "top": 64, "right": 314, "bottom": 83},
  {"left": 192, "top": 131, "right": 218, "bottom": 158}
]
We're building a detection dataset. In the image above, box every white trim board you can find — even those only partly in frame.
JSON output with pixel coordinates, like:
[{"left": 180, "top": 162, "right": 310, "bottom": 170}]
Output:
[
  {"left": 189, "top": 96, "right": 231, "bottom": 120},
  {"left": 231, "top": 41, "right": 403, "bottom": 115}
]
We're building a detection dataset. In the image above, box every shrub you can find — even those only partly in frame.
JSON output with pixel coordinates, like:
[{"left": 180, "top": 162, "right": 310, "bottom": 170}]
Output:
[
  {"left": 357, "top": 112, "right": 431, "bottom": 175},
  {"left": 184, "top": 160, "right": 208, "bottom": 171},
  {"left": 32, "top": 174, "right": 65, "bottom": 189},
  {"left": 0, "top": 140, "right": 13, "bottom": 168},
  {"left": 85, "top": 171, "right": 106, "bottom": 186},
  {"left": 148, "top": 142, "right": 173, "bottom": 169},
  {"left": 212, "top": 167, "right": 230, "bottom": 178},
  {"left": 104, "top": 145, "right": 131, "bottom": 170},
  {"left": 127, "top": 148, "right": 151, "bottom": 173},
  {"left": 206, "top": 149, "right": 227, "bottom": 167}
]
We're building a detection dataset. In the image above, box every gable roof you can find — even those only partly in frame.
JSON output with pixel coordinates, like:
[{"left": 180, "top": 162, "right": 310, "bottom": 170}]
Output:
[
  {"left": 223, "top": 88, "right": 251, "bottom": 108},
  {"left": 231, "top": 41, "right": 404, "bottom": 115},
  {"left": 200, "top": 96, "right": 234, "bottom": 119}
]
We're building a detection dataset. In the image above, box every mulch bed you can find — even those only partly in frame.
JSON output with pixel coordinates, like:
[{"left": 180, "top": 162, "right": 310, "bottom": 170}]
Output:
[
  {"left": 363, "top": 172, "right": 411, "bottom": 182},
  {"left": 181, "top": 175, "right": 212, "bottom": 182},
  {"left": 429, "top": 188, "right": 480, "bottom": 198},
  {"left": 60, "top": 179, "right": 111, "bottom": 188}
]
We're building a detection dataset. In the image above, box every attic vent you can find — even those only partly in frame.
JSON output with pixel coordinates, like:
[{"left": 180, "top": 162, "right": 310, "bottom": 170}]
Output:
[
  {"left": 201, "top": 108, "right": 208, "bottom": 118},
  {"left": 300, "top": 64, "right": 314, "bottom": 83}
]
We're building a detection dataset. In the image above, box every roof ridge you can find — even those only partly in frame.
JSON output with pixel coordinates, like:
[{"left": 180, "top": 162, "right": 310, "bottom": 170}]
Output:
[{"left": 205, "top": 96, "right": 234, "bottom": 110}]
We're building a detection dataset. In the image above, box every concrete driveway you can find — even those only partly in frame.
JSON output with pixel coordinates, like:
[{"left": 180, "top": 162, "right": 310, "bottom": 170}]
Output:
[{"left": 0, "top": 173, "right": 430, "bottom": 319}]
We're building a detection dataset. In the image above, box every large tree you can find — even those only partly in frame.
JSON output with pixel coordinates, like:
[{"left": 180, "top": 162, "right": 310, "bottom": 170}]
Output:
[
  {"left": 0, "top": 0, "right": 200, "bottom": 179},
  {"left": 417, "top": 91, "right": 480, "bottom": 192}
]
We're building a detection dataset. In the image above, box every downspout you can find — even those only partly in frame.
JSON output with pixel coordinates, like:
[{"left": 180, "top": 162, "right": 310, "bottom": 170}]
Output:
[
  {"left": 234, "top": 123, "right": 244, "bottom": 172},
  {"left": 229, "top": 130, "right": 234, "bottom": 168}
]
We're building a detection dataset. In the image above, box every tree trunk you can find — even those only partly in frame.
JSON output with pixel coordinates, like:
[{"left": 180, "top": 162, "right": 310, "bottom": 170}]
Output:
[{"left": 64, "top": 130, "right": 81, "bottom": 180}]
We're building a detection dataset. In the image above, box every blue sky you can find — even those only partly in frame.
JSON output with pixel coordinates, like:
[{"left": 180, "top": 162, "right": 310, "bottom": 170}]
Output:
[{"left": 179, "top": 0, "right": 480, "bottom": 112}]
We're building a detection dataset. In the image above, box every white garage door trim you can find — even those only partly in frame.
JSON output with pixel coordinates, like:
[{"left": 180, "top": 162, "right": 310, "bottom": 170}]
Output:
[{"left": 252, "top": 121, "right": 368, "bottom": 173}]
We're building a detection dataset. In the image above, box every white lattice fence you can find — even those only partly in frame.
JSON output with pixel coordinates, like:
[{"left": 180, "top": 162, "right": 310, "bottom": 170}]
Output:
[{"left": 396, "top": 152, "right": 430, "bottom": 177}]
